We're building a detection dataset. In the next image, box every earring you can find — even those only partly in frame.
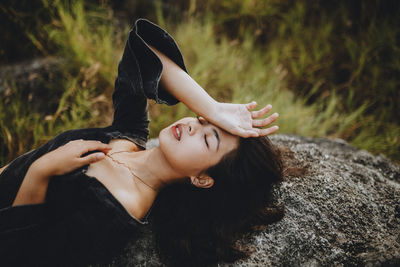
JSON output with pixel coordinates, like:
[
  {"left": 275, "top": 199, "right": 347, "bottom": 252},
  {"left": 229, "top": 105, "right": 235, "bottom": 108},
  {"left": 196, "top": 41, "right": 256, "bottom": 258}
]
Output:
[{"left": 191, "top": 176, "right": 200, "bottom": 186}]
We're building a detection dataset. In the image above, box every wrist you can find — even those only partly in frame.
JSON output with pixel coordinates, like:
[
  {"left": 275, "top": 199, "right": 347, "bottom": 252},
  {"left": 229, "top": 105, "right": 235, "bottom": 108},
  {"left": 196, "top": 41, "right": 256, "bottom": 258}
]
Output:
[
  {"left": 199, "top": 99, "right": 219, "bottom": 121},
  {"left": 206, "top": 101, "right": 225, "bottom": 124},
  {"left": 30, "top": 158, "right": 53, "bottom": 181}
]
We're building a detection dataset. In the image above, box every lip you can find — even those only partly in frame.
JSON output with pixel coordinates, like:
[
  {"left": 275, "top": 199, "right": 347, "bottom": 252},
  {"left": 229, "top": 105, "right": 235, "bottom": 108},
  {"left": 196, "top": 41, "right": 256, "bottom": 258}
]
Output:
[{"left": 172, "top": 124, "right": 182, "bottom": 141}]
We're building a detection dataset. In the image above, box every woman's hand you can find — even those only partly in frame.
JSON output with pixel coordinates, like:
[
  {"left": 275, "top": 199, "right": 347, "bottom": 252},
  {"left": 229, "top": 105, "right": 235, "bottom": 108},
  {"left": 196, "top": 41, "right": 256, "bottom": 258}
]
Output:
[
  {"left": 148, "top": 45, "right": 279, "bottom": 138},
  {"left": 210, "top": 101, "right": 279, "bottom": 138},
  {"left": 33, "top": 140, "right": 112, "bottom": 177},
  {"left": 12, "top": 140, "right": 111, "bottom": 206}
]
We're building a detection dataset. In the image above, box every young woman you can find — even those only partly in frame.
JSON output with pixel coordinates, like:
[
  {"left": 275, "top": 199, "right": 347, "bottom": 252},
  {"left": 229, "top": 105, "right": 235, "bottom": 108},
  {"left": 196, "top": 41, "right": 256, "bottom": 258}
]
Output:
[{"left": 0, "top": 19, "right": 283, "bottom": 266}]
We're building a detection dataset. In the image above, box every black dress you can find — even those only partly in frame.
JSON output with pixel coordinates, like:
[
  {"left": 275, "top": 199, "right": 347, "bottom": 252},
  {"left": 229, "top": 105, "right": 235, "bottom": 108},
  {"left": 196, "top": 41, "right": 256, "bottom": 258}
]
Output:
[{"left": 0, "top": 18, "right": 188, "bottom": 266}]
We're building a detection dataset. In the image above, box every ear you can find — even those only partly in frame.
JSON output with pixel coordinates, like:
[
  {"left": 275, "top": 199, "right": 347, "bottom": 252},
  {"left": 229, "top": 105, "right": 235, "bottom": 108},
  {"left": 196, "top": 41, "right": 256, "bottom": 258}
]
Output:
[{"left": 190, "top": 174, "right": 214, "bottom": 189}]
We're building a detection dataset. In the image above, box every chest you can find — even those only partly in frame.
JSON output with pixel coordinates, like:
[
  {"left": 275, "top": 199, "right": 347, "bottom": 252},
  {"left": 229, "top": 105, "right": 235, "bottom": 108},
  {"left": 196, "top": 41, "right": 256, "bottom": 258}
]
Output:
[{"left": 85, "top": 139, "right": 144, "bottom": 220}]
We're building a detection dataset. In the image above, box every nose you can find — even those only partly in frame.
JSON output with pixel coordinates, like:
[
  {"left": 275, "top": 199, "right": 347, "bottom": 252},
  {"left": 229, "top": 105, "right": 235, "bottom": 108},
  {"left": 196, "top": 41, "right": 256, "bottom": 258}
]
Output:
[
  {"left": 187, "top": 121, "right": 197, "bottom": 136},
  {"left": 187, "top": 118, "right": 205, "bottom": 136}
]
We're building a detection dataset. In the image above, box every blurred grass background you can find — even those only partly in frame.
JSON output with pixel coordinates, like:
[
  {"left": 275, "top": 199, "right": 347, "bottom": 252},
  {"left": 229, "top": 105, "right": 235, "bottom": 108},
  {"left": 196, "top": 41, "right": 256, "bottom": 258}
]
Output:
[{"left": 0, "top": 0, "right": 399, "bottom": 165}]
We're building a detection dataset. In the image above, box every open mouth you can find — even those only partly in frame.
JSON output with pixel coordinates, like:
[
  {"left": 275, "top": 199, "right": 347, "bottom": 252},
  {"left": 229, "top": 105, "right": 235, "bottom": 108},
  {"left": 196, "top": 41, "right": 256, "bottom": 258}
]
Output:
[{"left": 172, "top": 124, "right": 182, "bottom": 141}]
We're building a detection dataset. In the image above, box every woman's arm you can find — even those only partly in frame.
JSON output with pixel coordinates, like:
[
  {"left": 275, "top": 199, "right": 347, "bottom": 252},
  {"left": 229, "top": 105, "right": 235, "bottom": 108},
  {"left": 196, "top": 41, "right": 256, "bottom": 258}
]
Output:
[
  {"left": 149, "top": 45, "right": 279, "bottom": 137},
  {"left": 148, "top": 45, "right": 218, "bottom": 120},
  {"left": 12, "top": 140, "right": 111, "bottom": 206}
]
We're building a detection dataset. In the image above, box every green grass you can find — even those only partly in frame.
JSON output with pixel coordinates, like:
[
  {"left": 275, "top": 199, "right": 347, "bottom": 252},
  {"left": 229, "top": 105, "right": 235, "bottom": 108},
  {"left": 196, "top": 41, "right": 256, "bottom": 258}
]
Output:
[
  {"left": 1, "top": 0, "right": 399, "bottom": 166},
  {"left": 0, "top": 0, "right": 122, "bottom": 165},
  {"left": 150, "top": 18, "right": 369, "bottom": 142},
  {"left": 196, "top": 0, "right": 400, "bottom": 159},
  {"left": 0, "top": 75, "right": 99, "bottom": 165}
]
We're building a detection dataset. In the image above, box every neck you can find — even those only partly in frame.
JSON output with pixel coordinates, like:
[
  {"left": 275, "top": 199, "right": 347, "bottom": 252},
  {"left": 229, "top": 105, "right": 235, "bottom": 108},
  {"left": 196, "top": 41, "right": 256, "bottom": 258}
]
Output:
[{"left": 118, "top": 147, "right": 187, "bottom": 192}]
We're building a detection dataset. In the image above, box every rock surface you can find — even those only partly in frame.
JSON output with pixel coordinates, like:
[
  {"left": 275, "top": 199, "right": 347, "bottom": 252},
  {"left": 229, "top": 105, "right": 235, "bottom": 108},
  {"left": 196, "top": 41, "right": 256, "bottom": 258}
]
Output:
[
  {"left": 103, "top": 135, "right": 400, "bottom": 267},
  {"left": 0, "top": 57, "right": 63, "bottom": 94},
  {"left": 0, "top": 57, "right": 66, "bottom": 115}
]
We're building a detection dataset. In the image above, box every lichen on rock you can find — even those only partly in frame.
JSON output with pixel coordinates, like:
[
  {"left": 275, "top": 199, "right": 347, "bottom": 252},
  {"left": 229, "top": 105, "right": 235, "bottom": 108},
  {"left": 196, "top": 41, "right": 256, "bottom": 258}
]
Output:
[{"left": 108, "top": 135, "right": 399, "bottom": 266}]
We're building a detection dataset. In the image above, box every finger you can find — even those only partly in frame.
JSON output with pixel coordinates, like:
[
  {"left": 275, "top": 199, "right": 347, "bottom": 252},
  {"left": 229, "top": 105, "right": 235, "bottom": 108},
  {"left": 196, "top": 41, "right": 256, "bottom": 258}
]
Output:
[
  {"left": 257, "top": 125, "right": 279, "bottom": 136},
  {"left": 251, "top": 104, "right": 272, "bottom": 118},
  {"left": 234, "top": 127, "right": 259, "bottom": 138},
  {"left": 245, "top": 101, "right": 257, "bottom": 111},
  {"left": 80, "top": 152, "right": 106, "bottom": 165},
  {"left": 252, "top": 112, "right": 279, "bottom": 127},
  {"left": 80, "top": 141, "right": 112, "bottom": 155}
]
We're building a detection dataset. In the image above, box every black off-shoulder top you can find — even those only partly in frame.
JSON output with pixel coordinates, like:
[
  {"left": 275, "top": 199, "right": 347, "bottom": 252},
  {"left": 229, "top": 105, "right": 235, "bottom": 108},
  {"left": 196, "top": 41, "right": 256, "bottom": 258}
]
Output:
[{"left": 0, "top": 18, "right": 188, "bottom": 266}]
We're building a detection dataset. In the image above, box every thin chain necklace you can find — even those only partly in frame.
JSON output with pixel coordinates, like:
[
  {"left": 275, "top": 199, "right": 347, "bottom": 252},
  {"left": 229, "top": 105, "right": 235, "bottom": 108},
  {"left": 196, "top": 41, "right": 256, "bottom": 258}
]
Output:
[{"left": 106, "top": 151, "right": 159, "bottom": 192}]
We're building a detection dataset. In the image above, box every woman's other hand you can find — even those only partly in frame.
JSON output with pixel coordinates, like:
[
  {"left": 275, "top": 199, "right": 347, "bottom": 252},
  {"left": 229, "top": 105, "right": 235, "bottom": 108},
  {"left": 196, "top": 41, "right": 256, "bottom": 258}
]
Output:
[
  {"left": 212, "top": 102, "right": 279, "bottom": 138},
  {"left": 12, "top": 140, "right": 111, "bottom": 206},
  {"left": 34, "top": 140, "right": 112, "bottom": 177}
]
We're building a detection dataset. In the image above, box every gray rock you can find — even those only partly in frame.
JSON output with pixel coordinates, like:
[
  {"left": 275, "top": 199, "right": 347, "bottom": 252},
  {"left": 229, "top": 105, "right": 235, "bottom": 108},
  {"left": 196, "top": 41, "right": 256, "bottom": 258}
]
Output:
[
  {"left": 105, "top": 135, "right": 400, "bottom": 266},
  {"left": 0, "top": 57, "right": 64, "bottom": 94}
]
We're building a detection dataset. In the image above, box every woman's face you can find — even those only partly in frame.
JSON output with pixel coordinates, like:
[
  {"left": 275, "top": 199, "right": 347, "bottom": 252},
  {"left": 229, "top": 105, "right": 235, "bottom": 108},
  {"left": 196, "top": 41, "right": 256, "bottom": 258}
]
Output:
[{"left": 159, "top": 117, "right": 239, "bottom": 177}]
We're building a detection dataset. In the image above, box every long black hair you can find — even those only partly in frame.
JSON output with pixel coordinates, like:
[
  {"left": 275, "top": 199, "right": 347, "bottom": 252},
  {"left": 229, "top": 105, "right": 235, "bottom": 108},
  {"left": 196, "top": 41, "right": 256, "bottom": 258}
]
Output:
[{"left": 151, "top": 136, "right": 284, "bottom": 266}]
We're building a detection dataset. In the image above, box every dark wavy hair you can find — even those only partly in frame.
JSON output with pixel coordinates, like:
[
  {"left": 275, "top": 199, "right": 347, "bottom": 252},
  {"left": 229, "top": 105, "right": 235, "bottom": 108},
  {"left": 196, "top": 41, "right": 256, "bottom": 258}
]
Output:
[{"left": 151, "top": 136, "right": 284, "bottom": 266}]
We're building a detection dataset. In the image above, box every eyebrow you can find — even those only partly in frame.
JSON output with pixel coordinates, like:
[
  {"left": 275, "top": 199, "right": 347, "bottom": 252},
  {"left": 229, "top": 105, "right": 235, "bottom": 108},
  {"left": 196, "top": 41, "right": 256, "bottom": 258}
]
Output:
[{"left": 212, "top": 128, "right": 220, "bottom": 151}]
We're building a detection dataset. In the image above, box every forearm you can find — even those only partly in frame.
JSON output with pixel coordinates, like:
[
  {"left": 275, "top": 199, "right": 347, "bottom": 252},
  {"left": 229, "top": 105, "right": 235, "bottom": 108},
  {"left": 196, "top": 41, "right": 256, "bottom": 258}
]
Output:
[
  {"left": 149, "top": 45, "right": 218, "bottom": 119},
  {"left": 11, "top": 140, "right": 110, "bottom": 206},
  {"left": 12, "top": 161, "right": 50, "bottom": 206}
]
